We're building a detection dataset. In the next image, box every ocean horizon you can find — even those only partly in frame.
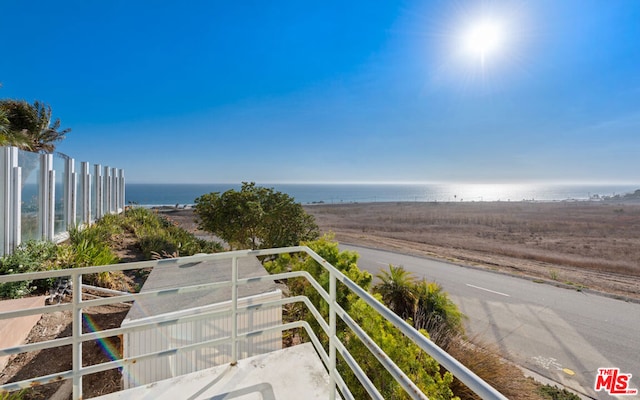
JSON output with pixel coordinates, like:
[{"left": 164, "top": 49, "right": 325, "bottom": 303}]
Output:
[{"left": 124, "top": 182, "right": 640, "bottom": 207}]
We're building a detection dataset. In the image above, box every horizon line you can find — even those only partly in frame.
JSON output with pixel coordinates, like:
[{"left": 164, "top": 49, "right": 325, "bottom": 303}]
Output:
[{"left": 125, "top": 180, "right": 640, "bottom": 186}]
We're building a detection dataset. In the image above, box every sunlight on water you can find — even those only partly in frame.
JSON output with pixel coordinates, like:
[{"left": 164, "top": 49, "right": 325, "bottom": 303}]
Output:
[{"left": 125, "top": 182, "right": 639, "bottom": 206}]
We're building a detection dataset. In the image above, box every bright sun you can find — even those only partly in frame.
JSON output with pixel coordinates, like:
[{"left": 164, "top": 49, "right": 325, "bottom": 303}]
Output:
[{"left": 462, "top": 19, "right": 505, "bottom": 63}]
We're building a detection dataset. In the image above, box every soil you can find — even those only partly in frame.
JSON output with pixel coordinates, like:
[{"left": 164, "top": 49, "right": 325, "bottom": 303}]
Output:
[{"left": 0, "top": 300, "right": 131, "bottom": 399}]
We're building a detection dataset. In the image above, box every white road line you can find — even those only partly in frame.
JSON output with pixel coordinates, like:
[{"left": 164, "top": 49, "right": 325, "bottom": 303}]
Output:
[{"left": 466, "top": 283, "right": 510, "bottom": 297}]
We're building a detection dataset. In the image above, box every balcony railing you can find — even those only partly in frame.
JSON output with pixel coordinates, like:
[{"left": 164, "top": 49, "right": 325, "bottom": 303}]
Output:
[{"left": 0, "top": 246, "right": 507, "bottom": 400}]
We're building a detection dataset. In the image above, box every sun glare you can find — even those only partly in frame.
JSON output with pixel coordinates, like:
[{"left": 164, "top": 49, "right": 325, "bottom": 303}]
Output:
[
  {"left": 431, "top": 2, "right": 530, "bottom": 90},
  {"left": 462, "top": 19, "right": 505, "bottom": 63}
]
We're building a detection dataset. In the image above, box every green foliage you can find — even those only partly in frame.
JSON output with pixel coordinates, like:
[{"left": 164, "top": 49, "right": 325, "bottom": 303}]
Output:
[
  {"left": 0, "top": 241, "right": 58, "bottom": 298},
  {"left": 374, "top": 265, "right": 465, "bottom": 338},
  {"left": 0, "top": 99, "right": 70, "bottom": 152},
  {"left": 0, "top": 207, "right": 222, "bottom": 297},
  {"left": 265, "top": 235, "right": 370, "bottom": 315},
  {"left": 345, "top": 297, "right": 456, "bottom": 399},
  {"left": 67, "top": 225, "right": 120, "bottom": 268},
  {"left": 0, "top": 108, "right": 8, "bottom": 135},
  {"left": 413, "top": 279, "right": 464, "bottom": 335},
  {"left": 0, "top": 389, "right": 26, "bottom": 400},
  {"left": 0, "top": 108, "right": 31, "bottom": 148},
  {"left": 63, "top": 224, "right": 121, "bottom": 288},
  {"left": 265, "top": 236, "right": 455, "bottom": 399},
  {"left": 194, "top": 182, "right": 319, "bottom": 250},
  {"left": 122, "top": 207, "right": 223, "bottom": 258},
  {"left": 538, "top": 385, "right": 580, "bottom": 400},
  {"left": 374, "top": 265, "right": 416, "bottom": 320}
]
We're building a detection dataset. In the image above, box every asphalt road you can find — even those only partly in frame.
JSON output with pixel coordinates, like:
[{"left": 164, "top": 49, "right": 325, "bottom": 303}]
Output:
[{"left": 342, "top": 244, "right": 640, "bottom": 399}]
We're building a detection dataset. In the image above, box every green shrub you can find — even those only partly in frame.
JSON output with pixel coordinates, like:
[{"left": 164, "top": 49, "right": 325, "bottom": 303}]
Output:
[
  {"left": 413, "top": 279, "right": 465, "bottom": 335},
  {"left": 538, "top": 385, "right": 580, "bottom": 400},
  {"left": 0, "top": 389, "right": 26, "bottom": 400},
  {"left": 124, "top": 207, "right": 222, "bottom": 257},
  {"left": 266, "top": 237, "right": 455, "bottom": 399},
  {"left": 0, "top": 241, "right": 58, "bottom": 299},
  {"left": 66, "top": 223, "right": 121, "bottom": 289}
]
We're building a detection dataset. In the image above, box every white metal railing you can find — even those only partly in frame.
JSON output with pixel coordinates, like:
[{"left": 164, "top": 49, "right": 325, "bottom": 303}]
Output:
[
  {"left": 0, "top": 146, "right": 125, "bottom": 255},
  {"left": 0, "top": 246, "right": 507, "bottom": 400}
]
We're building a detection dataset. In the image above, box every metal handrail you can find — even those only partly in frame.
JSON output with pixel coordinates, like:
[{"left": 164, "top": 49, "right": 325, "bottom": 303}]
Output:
[{"left": 0, "top": 246, "right": 507, "bottom": 400}]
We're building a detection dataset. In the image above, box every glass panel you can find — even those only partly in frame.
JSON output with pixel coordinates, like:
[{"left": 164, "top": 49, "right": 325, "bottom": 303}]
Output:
[
  {"left": 19, "top": 150, "right": 40, "bottom": 242},
  {"left": 53, "top": 155, "right": 66, "bottom": 235}
]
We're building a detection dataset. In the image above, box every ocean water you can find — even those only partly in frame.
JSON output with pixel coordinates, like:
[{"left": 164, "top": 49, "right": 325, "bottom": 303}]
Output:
[{"left": 124, "top": 183, "right": 640, "bottom": 206}]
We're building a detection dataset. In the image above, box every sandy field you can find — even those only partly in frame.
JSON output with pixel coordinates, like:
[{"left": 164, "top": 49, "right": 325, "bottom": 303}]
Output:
[
  {"left": 160, "top": 202, "right": 640, "bottom": 300},
  {"left": 303, "top": 201, "right": 640, "bottom": 301}
]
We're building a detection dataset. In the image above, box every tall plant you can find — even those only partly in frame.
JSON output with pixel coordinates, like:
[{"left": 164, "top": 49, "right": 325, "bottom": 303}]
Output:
[{"left": 373, "top": 264, "right": 416, "bottom": 320}]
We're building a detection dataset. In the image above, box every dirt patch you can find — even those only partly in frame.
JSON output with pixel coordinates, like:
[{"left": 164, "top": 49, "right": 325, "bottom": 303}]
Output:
[
  {"left": 0, "top": 300, "right": 130, "bottom": 399},
  {"left": 155, "top": 208, "right": 222, "bottom": 243},
  {"left": 304, "top": 201, "right": 640, "bottom": 301}
]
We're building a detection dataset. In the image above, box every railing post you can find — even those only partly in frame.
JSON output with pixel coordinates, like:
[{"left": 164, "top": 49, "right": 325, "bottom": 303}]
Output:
[
  {"left": 329, "top": 271, "right": 337, "bottom": 400},
  {"left": 1, "top": 147, "right": 19, "bottom": 255},
  {"left": 47, "top": 169, "right": 55, "bottom": 240},
  {"left": 111, "top": 167, "right": 117, "bottom": 213},
  {"left": 231, "top": 256, "right": 238, "bottom": 365},
  {"left": 38, "top": 154, "right": 49, "bottom": 239},
  {"left": 103, "top": 166, "right": 111, "bottom": 214},
  {"left": 94, "top": 164, "right": 102, "bottom": 220},
  {"left": 65, "top": 157, "right": 76, "bottom": 229},
  {"left": 81, "top": 162, "right": 91, "bottom": 225},
  {"left": 118, "top": 169, "right": 125, "bottom": 211},
  {"left": 72, "top": 271, "right": 83, "bottom": 400},
  {"left": 11, "top": 165, "right": 21, "bottom": 251}
]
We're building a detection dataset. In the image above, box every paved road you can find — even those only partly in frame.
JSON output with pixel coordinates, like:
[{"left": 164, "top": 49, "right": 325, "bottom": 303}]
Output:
[{"left": 342, "top": 244, "right": 640, "bottom": 399}]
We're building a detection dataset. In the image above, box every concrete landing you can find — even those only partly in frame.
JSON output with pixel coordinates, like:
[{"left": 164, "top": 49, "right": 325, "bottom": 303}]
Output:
[
  {"left": 0, "top": 296, "right": 46, "bottom": 373},
  {"left": 95, "top": 342, "right": 336, "bottom": 400}
]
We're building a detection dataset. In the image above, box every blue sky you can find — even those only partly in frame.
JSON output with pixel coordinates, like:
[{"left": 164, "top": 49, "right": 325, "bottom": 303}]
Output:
[{"left": 1, "top": 1, "right": 639, "bottom": 184}]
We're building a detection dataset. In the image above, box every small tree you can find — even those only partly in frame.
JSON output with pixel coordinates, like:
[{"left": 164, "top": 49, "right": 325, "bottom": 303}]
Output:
[
  {"left": 194, "top": 182, "right": 319, "bottom": 250},
  {"left": 413, "top": 279, "right": 464, "bottom": 336},
  {"left": 374, "top": 264, "right": 416, "bottom": 320},
  {"left": 374, "top": 265, "right": 465, "bottom": 338}
]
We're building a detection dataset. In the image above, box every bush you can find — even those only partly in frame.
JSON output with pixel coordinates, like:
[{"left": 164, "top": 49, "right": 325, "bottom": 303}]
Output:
[
  {"left": 265, "top": 237, "right": 455, "bottom": 399},
  {"left": 0, "top": 241, "right": 58, "bottom": 299},
  {"left": 373, "top": 265, "right": 465, "bottom": 338},
  {"left": 538, "top": 385, "right": 581, "bottom": 400},
  {"left": 123, "top": 207, "right": 222, "bottom": 258},
  {"left": 195, "top": 182, "right": 319, "bottom": 250},
  {"left": 0, "top": 389, "right": 26, "bottom": 400}
]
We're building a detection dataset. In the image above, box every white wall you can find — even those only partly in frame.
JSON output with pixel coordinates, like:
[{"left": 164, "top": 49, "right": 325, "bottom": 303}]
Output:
[{"left": 122, "top": 290, "right": 282, "bottom": 389}]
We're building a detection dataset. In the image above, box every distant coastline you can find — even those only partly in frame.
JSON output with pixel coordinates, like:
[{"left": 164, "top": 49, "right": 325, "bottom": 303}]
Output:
[{"left": 127, "top": 182, "right": 640, "bottom": 207}]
